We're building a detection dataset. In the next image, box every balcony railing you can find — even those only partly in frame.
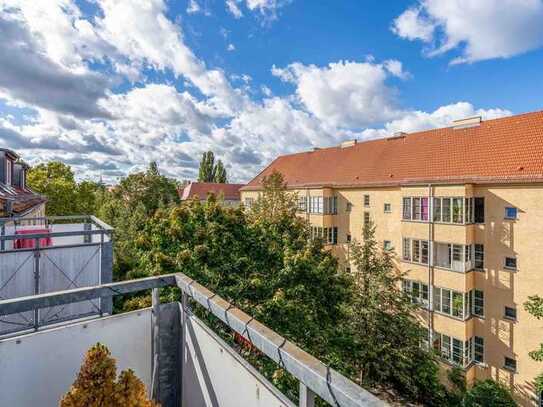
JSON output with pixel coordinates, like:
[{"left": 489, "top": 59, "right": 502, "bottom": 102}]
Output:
[
  {"left": 0, "top": 215, "right": 113, "bottom": 336},
  {"left": 0, "top": 273, "right": 386, "bottom": 407}
]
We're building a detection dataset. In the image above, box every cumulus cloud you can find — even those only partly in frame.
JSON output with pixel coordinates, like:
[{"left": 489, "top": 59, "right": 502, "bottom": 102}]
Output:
[
  {"left": 0, "top": 14, "right": 112, "bottom": 119},
  {"left": 392, "top": 0, "right": 543, "bottom": 64},
  {"left": 225, "top": 0, "right": 291, "bottom": 21},
  {"left": 272, "top": 59, "right": 407, "bottom": 128},
  {"left": 0, "top": 0, "right": 513, "bottom": 185}
]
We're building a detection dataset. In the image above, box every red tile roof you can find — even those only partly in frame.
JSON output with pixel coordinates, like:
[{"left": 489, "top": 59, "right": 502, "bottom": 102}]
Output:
[
  {"left": 243, "top": 110, "right": 543, "bottom": 190},
  {"left": 180, "top": 182, "right": 244, "bottom": 201}
]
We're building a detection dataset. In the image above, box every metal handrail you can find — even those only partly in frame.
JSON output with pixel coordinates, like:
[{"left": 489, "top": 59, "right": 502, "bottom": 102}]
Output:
[{"left": 0, "top": 273, "right": 386, "bottom": 407}]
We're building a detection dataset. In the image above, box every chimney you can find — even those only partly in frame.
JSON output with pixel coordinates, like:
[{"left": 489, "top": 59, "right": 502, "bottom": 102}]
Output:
[
  {"left": 340, "top": 140, "right": 357, "bottom": 148},
  {"left": 452, "top": 116, "right": 482, "bottom": 129}
]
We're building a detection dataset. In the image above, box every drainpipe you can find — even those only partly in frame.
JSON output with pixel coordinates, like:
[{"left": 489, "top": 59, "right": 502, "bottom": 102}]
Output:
[{"left": 427, "top": 184, "right": 434, "bottom": 347}]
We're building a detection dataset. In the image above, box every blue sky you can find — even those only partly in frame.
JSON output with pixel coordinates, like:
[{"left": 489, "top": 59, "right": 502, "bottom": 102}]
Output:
[{"left": 0, "top": 0, "right": 542, "bottom": 182}]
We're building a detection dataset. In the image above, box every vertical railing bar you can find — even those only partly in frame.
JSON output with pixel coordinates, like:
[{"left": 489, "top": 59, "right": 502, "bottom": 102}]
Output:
[
  {"left": 299, "top": 382, "right": 316, "bottom": 407},
  {"left": 152, "top": 288, "right": 160, "bottom": 402},
  {"left": 180, "top": 292, "right": 188, "bottom": 405},
  {"left": 33, "top": 237, "right": 40, "bottom": 331}
]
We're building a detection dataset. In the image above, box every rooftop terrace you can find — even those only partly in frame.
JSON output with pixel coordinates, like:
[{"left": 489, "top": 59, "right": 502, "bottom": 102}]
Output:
[{"left": 0, "top": 273, "right": 386, "bottom": 407}]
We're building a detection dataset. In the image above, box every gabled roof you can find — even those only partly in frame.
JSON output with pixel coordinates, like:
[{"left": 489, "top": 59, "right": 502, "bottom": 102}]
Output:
[
  {"left": 242, "top": 110, "right": 543, "bottom": 190},
  {"left": 180, "top": 182, "right": 244, "bottom": 201}
]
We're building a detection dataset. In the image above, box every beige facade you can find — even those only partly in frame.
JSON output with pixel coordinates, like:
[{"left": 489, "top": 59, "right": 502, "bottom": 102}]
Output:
[{"left": 241, "top": 183, "right": 543, "bottom": 406}]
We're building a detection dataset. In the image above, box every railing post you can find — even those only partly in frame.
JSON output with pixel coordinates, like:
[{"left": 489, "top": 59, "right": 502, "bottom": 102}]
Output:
[
  {"left": 179, "top": 292, "right": 188, "bottom": 405},
  {"left": 99, "top": 239, "right": 113, "bottom": 316},
  {"left": 151, "top": 288, "right": 160, "bottom": 402},
  {"left": 299, "top": 382, "right": 316, "bottom": 407},
  {"left": 33, "top": 237, "right": 40, "bottom": 331}
]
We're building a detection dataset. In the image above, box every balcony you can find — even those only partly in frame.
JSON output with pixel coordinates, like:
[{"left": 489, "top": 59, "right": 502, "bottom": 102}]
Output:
[
  {"left": 0, "top": 273, "right": 386, "bottom": 407},
  {"left": 0, "top": 215, "right": 113, "bottom": 336}
]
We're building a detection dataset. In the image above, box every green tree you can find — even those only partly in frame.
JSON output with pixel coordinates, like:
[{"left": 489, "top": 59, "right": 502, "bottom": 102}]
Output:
[
  {"left": 525, "top": 295, "right": 543, "bottom": 394},
  {"left": 198, "top": 151, "right": 215, "bottom": 182},
  {"left": 463, "top": 379, "right": 516, "bottom": 407},
  {"left": 136, "top": 173, "right": 351, "bottom": 399},
  {"left": 197, "top": 151, "right": 228, "bottom": 183},
  {"left": 96, "top": 162, "right": 179, "bottom": 282},
  {"left": 347, "top": 222, "right": 447, "bottom": 405},
  {"left": 213, "top": 159, "right": 227, "bottom": 183},
  {"left": 27, "top": 161, "right": 79, "bottom": 215}
]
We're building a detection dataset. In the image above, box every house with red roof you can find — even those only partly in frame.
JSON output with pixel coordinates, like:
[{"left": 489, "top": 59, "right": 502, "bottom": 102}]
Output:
[{"left": 179, "top": 182, "right": 244, "bottom": 207}]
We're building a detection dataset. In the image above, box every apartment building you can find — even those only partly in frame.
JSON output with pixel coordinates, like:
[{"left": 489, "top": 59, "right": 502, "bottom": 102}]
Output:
[{"left": 240, "top": 111, "right": 543, "bottom": 406}]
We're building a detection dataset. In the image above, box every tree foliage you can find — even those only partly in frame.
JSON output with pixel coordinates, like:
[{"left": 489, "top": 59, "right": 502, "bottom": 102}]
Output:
[
  {"left": 60, "top": 343, "right": 158, "bottom": 407},
  {"left": 96, "top": 162, "right": 179, "bottom": 282},
  {"left": 525, "top": 295, "right": 543, "bottom": 393},
  {"left": 347, "top": 222, "right": 447, "bottom": 405},
  {"left": 463, "top": 379, "right": 516, "bottom": 407},
  {"left": 136, "top": 172, "right": 351, "bottom": 398},
  {"left": 198, "top": 151, "right": 227, "bottom": 183}
]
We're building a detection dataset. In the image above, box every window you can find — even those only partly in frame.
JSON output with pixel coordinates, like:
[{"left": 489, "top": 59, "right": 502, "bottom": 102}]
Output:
[
  {"left": 421, "top": 240, "right": 429, "bottom": 264},
  {"left": 504, "top": 357, "right": 517, "bottom": 372},
  {"left": 402, "top": 238, "right": 411, "bottom": 261},
  {"left": 474, "top": 337, "right": 484, "bottom": 363},
  {"left": 504, "top": 257, "right": 517, "bottom": 270},
  {"left": 402, "top": 197, "right": 411, "bottom": 220},
  {"left": 384, "top": 203, "right": 391, "bottom": 213},
  {"left": 505, "top": 306, "right": 517, "bottom": 320},
  {"left": 403, "top": 238, "right": 429, "bottom": 265},
  {"left": 442, "top": 198, "right": 451, "bottom": 222},
  {"left": 472, "top": 290, "right": 484, "bottom": 317},
  {"left": 452, "top": 292, "right": 464, "bottom": 318},
  {"left": 345, "top": 266, "right": 351, "bottom": 273},
  {"left": 363, "top": 194, "right": 370, "bottom": 207},
  {"left": 452, "top": 338, "right": 464, "bottom": 365},
  {"left": 452, "top": 198, "right": 464, "bottom": 223},
  {"left": 505, "top": 207, "right": 518, "bottom": 220},
  {"left": 312, "top": 227, "right": 338, "bottom": 245},
  {"left": 474, "top": 244, "right": 484, "bottom": 269},
  {"left": 402, "top": 279, "right": 428, "bottom": 306},
  {"left": 421, "top": 197, "right": 429, "bottom": 221},
  {"left": 346, "top": 234, "right": 351, "bottom": 242},
  {"left": 298, "top": 196, "right": 307, "bottom": 212},
  {"left": 244, "top": 198, "right": 254, "bottom": 208},
  {"left": 413, "top": 197, "right": 422, "bottom": 220},
  {"left": 309, "top": 196, "right": 324, "bottom": 214},
  {"left": 346, "top": 202, "right": 352, "bottom": 212},
  {"left": 442, "top": 289, "right": 451, "bottom": 314},
  {"left": 384, "top": 240, "right": 392, "bottom": 251},
  {"left": 363, "top": 212, "right": 370, "bottom": 226},
  {"left": 433, "top": 197, "right": 442, "bottom": 222},
  {"left": 324, "top": 196, "right": 338, "bottom": 214},
  {"left": 433, "top": 287, "right": 441, "bottom": 312},
  {"left": 412, "top": 239, "right": 420, "bottom": 263},
  {"left": 474, "top": 197, "right": 485, "bottom": 223}
]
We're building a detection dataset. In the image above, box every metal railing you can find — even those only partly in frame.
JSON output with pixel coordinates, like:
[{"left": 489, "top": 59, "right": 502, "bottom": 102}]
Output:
[
  {"left": 0, "top": 215, "right": 113, "bottom": 335},
  {"left": 0, "top": 273, "right": 386, "bottom": 407}
]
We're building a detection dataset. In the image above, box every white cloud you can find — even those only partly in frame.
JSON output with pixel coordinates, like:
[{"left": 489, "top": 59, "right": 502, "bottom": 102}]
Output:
[
  {"left": 272, "top": 60, "right": 406, "bottom": 128},
  {"left": 226, "top": 0, "right": 243, "bottom": 18},
  {"left": 392, "top": 0, "right": 543, "bottom": 64},
  {"left": 225, "top": 0, "right": 291, "bottom": 21},
  {"left": 360, "top": 102, "right": 511, "bottom": 139},
  {"left": 227, "top": 43, "right": 236, "bottom": 51},
  {"left": 95, "top": 0, "right": 245, "bottom": 114},
  {"left": 186, "top": 0, "right": 201, "bottom": 14},
  {"left": 0, "top": 0, "right": 513, "bottom": 186}
]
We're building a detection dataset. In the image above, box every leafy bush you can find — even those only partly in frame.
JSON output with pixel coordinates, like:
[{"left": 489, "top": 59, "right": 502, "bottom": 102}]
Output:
[
  {"left": 60, "top": 343, "right": 159, "bottom": 407},
  {"left": 463, "top": 379, "right": 516, "bottom": 407}
]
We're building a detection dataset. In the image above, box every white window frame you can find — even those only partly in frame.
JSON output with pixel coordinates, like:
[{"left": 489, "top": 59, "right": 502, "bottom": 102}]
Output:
[
  {"left": 5, "top": 159, "right": 12, "bottom": 185},
  {"left": 384, "top": 203, "right": 391, "bottom": 213}
]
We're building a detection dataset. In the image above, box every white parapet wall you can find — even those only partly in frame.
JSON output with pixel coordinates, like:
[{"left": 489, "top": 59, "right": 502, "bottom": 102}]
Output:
[{"left": 0, "top": 309, "right": 152, "bottom": 407}]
